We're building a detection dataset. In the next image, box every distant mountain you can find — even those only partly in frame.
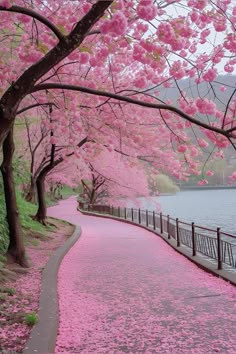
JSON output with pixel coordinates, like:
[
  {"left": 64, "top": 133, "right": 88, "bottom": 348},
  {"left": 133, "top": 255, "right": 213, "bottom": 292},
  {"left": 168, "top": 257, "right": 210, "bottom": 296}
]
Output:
[{"left": 156, "top": 75, "right": 236, "bottom": 111}]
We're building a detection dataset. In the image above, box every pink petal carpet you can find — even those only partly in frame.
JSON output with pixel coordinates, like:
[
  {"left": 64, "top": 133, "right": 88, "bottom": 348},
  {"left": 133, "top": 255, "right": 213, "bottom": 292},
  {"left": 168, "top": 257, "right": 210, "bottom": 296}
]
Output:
[{"left": 48, "top": 196, "right": 236, "bottom": 354}]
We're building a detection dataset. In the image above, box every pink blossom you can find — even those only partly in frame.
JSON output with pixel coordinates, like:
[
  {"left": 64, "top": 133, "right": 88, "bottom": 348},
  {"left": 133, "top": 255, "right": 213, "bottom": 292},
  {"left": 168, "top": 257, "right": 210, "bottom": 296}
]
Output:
[
  {"left": 198, "top": 178, "right": 208, "bottom": 185},
  {"left": 50, "top": 136, "right": 57, "bottom": 144},
  {"left": 190, "top": 11, "right": 199, "bottom": 23},
  {"left": 80, "top": 52, "right": 89, "bottom": 64},
  {"left": 213, "top": 18, "right": 226, "bottom": 32},
  {"left": 136, "top": 22, "right": 149, "bottom": 34},
  {"left": 0, "top": 0, "right": 10, "bottom": 8},
  {"left": 137, "top": 3, "right": 157, "bottom": 21},
  {"left": 110, "top": 11, "right": 128, "bottom": 35},
  {"left": 100, "top": 12, "right": 127, "bottom": 36},
  {"left": 202, "top": 68, "right": 217, "bottom": 82},
  {"left": 214, "top": 150, "right": 224, "bottom": 159},
  {"left": 17, "top": 14, "right": 31, "bottom": 23},
  {"left": 169, "top": 61, "right": 186, "bottom": 80},
  {"left": 190, "top": 147, "right": 199, "bottom": 157},
  {"left": 134, "top": 76, "right": 147, "bottom": 89},
  {"left": 206, "top": 170, "right": 214, "bottom": 176},
  {"left": 82, "top": 3, "right": 91, "bottom": 14},
  {"left": 220, "top": 85, "right": 226, "bottom": 92},
  {"left": 195, "top": 98, "right": 216, "bottom": 115},
  {"left": 224, "top": 34, "right": 236, "bottom": 53},
  {"left": 224, "top": 63, "right": 234, "bottom": 73},
  {"left": 177, "top": 144, "right": 187, "bottom": 153},
  {"left": 197, "top": 138, "right": 208, "bottom": 148},
  {"left": 140, "top": 39, "right": 154, "bottom": 53},
  {"left": 100, "top": 21, "right": 112, "bottom": 35},
  {"left": 229, "top": 171, "right": 236, "bottom": 180},
  {"left": 188, "top": 0, "right": 208, "bottom": 11}
]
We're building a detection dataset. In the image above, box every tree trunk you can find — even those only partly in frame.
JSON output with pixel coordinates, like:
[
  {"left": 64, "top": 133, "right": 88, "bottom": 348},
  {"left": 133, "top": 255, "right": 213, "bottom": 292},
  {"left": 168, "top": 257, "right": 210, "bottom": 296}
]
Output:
[
  {"left": 90, "top": 189, "right": 97, "bottom": 205},
  {"left": 34, "top": 171, "right": 47, "bottom": 225},
  {"left": 0, "top": 129, "right": 29, "bottom": 267},
  {"left": 25, "top": 177, "right": 37, "bottom": 203}
]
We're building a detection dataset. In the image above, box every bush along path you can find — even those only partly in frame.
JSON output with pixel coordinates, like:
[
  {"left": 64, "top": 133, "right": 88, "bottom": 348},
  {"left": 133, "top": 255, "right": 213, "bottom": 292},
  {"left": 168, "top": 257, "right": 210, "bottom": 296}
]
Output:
[
  {"left": 48, "top": 196, "right": 236, "bottom": 354},
  {"left": 0, "top": 219, "right": 74, "bottom": 354}
]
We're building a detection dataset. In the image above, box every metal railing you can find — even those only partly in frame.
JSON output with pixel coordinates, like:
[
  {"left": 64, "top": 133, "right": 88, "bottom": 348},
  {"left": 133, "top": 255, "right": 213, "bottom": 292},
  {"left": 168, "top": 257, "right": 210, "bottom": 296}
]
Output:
[{"left": 79, "top": 202, "right": 236, "bottom": 271}]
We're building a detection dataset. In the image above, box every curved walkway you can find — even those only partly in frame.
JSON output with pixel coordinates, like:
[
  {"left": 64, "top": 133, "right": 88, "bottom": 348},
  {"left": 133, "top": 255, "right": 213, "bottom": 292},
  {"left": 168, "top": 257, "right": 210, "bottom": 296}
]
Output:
[{"left": 48, "top": 197, "right": 236, "bottom": 354}]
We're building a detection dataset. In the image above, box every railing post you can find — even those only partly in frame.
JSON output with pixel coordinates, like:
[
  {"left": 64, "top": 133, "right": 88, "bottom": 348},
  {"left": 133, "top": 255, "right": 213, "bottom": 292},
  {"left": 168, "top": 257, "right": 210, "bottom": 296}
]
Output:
[
  {"left": 167, "top": 215, "right": 170, "bottom": 239},
  {"left": 111, "top": 205, "right": 113, "bottom": 215},
  {"left": 124, "top": 207, "right": 126, "bottom": 219},
  {"left": 131, "top": 208, "right": 134, "bottom": 222},
  {"left": 176, "top": 218, "right": 180, "bottom": 247},
  {"left": 138, "top": 208, "right": 141, "bottom": 224},
  {"left": 192, "top": 222, "right": 196, "bottom": 256},
  {"left": 217, "top": 227, "right": 222, "bottom": 270},
  {"left": 160, "top": 212, "right": 163, "bottom": 234},
  {"left": 118, "top": 206, "right": 120, "bottom": 218},
  {"left": 153, "top": 211, "right": 156, "bottom": 230},
  {"left": 146, "top": 209, "right": 148, "bottom": 227}
]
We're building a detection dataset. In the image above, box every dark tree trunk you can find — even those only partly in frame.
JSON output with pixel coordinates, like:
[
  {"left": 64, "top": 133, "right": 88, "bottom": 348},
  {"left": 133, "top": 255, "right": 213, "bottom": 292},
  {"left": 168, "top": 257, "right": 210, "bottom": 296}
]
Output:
[
  {"left": 90, "top": 189, "right": 97, "bottom": 205},
  {"left": 25, "top": 177, "right": 37, "bottom": 203},
  {"left": 0, "top": 129, "right": 29, "bottom": 267},
  {"left": 34, "top": 171, "right": 47, "bottom": 225}
]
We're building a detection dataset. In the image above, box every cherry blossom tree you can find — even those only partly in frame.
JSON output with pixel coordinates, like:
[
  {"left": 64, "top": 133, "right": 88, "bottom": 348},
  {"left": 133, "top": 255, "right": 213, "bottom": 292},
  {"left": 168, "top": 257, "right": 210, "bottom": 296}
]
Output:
[
  {"left": 0, "top": 0, "right": 235, "bottom": 265},
  {"left": 78, "top": 149, "right": 150, "bottom": 206},
  {"left": 19, "top": 111, "right": 88, "bottom": 224}
]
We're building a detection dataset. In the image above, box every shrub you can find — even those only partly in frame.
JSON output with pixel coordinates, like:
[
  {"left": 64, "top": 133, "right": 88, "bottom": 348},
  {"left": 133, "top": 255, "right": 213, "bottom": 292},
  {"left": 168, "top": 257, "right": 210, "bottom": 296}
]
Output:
[{"left": 24, "top": 312, "right": 38, "bottom": 326}]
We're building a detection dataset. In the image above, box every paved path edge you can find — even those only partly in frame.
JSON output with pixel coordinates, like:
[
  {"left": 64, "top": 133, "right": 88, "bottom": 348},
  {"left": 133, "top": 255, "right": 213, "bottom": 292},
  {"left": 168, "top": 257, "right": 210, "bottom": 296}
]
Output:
[
  {"left": 23, "top": 224, "right": 81, "bottom": 354},
  {"left": 79, "top": 209, "right": 236, "bottom": 287}
]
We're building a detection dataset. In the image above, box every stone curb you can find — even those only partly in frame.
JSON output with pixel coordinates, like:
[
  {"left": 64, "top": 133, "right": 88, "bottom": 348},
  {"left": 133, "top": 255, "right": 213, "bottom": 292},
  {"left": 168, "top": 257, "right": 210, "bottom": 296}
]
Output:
[
  {"left": 23, "top": 224, "right": 81, "bottom": 354},
  {"left": 79, "top": 209, "right": 236, "bottom": 287}
]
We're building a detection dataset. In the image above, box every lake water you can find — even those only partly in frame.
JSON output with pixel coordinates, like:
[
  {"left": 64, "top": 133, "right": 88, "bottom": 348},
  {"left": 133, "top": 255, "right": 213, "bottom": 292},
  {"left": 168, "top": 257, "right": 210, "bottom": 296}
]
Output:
[{"left": 139, "top": 189, "right": 236, "bottom": 235}]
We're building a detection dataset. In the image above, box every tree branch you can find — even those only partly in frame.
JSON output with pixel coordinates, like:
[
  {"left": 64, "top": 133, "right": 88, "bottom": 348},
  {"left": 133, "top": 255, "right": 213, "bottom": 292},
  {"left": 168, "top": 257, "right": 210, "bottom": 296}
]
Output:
[
  {"left": 0, "top": 5, "right": 64, "bottom": 40},
  {"left": 32, "top": 82, "right": 231, "bottom": 137},
  {"left": 16, "top": 102, "right": 57, "bottom": 115}
]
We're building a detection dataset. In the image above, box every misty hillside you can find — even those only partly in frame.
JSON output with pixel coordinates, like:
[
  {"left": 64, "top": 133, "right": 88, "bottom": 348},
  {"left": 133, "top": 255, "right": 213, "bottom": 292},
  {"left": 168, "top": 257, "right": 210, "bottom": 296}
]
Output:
[{"left": 157, "top": 75, "right": 236, "bottom": 111}]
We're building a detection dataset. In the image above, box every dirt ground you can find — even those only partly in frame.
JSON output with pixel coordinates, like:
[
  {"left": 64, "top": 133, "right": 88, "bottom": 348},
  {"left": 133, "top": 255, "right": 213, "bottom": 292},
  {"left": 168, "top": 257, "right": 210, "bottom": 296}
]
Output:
[{"left": 0, "top": 219, "right": 74, "bottom": 354}]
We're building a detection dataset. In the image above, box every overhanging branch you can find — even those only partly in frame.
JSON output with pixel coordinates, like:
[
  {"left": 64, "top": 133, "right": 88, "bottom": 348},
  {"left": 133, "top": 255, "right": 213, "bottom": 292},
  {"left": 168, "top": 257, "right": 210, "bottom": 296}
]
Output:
[
  {"left": 0, "top": 5, "right": 64, "bottom": 40},
  {"left": 16, "top": 102, "right": 57, "bottom": 115},
  {"left": 32, "top": 82, "right": 231, "bottom": 137}
]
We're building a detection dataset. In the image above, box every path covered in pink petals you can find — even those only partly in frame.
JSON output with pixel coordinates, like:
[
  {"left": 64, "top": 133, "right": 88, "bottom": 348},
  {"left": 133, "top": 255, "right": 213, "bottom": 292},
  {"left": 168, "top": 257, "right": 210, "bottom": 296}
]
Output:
[{"left": 48, "top": 197, "right": 236, "bottom": 354}]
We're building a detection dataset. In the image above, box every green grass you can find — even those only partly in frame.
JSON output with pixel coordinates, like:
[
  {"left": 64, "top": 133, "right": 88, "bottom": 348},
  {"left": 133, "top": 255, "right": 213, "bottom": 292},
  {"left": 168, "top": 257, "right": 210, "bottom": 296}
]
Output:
[
  {"left": 0, "top": 179, "right": 51, "bottom": 259},
  {"left": 24, "top": 312, "right": 38, "bottom": 326},
  {"left": 17, "top": 193, "right": 46, "bottom": 235},
  {"left": 0, "top": 287, "right": 16, "bottom": 296},
  {"left": 46, "top": 185, "right": 76, "bottom": 206}
]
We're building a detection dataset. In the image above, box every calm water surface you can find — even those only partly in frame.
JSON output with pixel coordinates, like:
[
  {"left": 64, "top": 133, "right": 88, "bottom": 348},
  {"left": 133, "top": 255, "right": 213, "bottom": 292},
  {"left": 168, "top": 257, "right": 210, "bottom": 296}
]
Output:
[{"left": 140, "top": 189, "right": 236, "bottom": 235}]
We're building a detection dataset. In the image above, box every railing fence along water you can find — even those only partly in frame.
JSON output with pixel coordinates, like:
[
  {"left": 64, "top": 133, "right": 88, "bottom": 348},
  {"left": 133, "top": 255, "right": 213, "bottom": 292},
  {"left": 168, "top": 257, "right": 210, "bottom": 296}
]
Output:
[{"left": 79, "top": 203, "right": 236, "bottom": 271}]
